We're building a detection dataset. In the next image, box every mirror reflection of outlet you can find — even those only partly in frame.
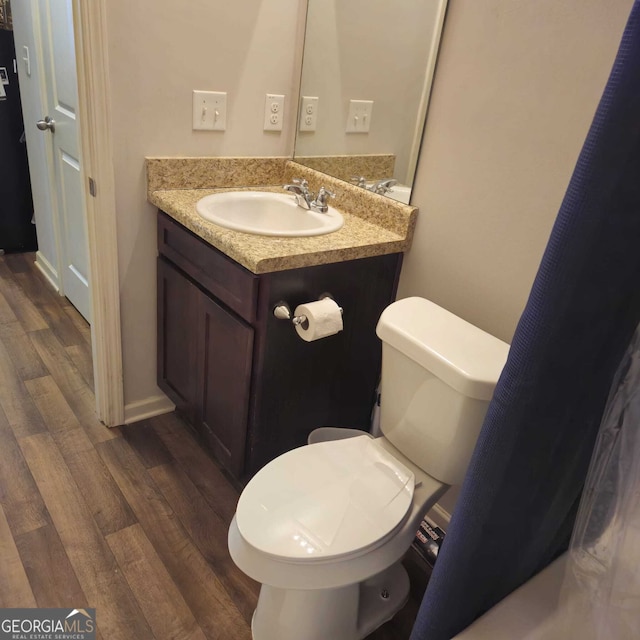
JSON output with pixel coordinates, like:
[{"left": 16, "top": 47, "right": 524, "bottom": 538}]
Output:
[
  {"left": 299, "top": 96, "right": 319, "bottom": 132},
  {"left": 346, "top": 99, "right": 373, "bottom": 133}
]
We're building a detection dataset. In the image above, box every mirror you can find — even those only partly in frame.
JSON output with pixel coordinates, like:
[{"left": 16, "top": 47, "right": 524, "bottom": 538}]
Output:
[{"left": 293, "top": 0, "right": 448, "bottom": 204}]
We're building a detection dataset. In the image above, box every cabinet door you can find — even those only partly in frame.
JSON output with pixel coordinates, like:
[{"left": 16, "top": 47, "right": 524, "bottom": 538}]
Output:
[
  {"left": 157, "top": 258, "right": 199, "bottom": 422},
  {"left": 197, "top": 293, "right": 254, "bottom": 477}
]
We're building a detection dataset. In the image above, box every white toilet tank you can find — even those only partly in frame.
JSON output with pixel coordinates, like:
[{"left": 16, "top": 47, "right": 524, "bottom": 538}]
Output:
[{"left": 376, "top": 298, "right": 510, "bottom": 485}]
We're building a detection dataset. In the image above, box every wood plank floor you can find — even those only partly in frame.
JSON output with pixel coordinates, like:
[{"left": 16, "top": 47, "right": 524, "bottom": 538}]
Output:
[{"left": 0, "top": 252, "right": 426, "bottom": 639}]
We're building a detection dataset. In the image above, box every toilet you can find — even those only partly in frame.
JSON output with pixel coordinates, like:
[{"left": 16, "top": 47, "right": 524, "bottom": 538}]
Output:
[{"left": 228, "top": 297, "right": 510, "bottom": 640}]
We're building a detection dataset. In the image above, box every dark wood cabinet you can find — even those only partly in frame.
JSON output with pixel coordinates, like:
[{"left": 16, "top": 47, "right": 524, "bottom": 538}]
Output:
[
  {"left": 197, "top": 293, "right": 253, "bottom": 475},
  {"left": 157, "top": 257, "right": 199, "bottom": 423},
  {"left": 158, "top": 255, "right": 254, "bottom": 478},
  {"left": 157, "top": 211, "right": 402, "bottom": 482}
]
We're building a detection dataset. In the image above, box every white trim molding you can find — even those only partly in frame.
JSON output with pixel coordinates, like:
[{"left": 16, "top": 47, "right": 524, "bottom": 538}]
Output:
[
  {"left": 72, "top": 0, "right": 125, "bottom": 427},
  {"left": 34, "top": 251, "right": 59, "bottom": 292},
  {"left": 124, "top": 395, "right": 176, "bottom": 426},
  {"left": 406, "top": 0, "right": 449, "bottom": 188}
]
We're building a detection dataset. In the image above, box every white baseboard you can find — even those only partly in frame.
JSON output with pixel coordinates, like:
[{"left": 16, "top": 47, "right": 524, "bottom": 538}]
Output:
[
  {"left": 34, "top": 252, "right": 59, "bottom": 291},
  {"left": 123, "top": 394, "right": 175, "bottom": 425}
]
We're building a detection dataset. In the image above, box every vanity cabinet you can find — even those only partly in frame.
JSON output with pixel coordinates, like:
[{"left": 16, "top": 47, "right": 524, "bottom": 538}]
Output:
[
  {"left": 157, "top": 257, "right": 255, "bottom": 473},
  {"left": 157, "top": 258, "right": 199, "bottom": 423},
  {"left": 157, "top": 211, "right": 402, "bottom": 481}
]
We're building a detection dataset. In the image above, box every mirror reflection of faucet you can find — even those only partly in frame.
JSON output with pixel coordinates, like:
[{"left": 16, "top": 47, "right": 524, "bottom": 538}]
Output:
[
  {"left": 350, "top": 176, "right": 368, "bottom": 188},
  {"left": 349, "top": 176, "right": 410, "bottom": 204},
  {"left": 370, "top": 178, "right": 398, "bottom": 195},
  {"left": 283, "top": 178, "right": 336, "bottom": 213},
  {"left": 350, "top": 176, "right": 397, "bottom": 195}
]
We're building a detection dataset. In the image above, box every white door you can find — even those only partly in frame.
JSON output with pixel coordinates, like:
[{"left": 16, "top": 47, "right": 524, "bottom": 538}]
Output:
[{"left": 36, "top": 0, "right": 90, "bottom": 321}]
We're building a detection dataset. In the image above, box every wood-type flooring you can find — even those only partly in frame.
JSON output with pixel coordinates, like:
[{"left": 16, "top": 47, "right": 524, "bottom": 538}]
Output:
[{"left": 0, "top": 252, "right": 427, "bottom": 639}]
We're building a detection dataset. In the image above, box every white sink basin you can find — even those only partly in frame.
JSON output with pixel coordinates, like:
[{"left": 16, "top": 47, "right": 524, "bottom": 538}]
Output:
[
  {"left": 387, "top": 184, "right": 411, "bottom": 205},
  {"left": 195, "top": 191, "right": 344, "bottom": 237}
]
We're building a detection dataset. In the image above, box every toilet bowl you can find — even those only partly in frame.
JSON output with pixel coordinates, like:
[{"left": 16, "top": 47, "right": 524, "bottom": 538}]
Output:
[
  {"left": 236, "top": 436, "right": 414, "bottom": 564},
  {"left": 228, "top": 297, "right": 510, "bottom": 640},
  {"left": 228, "top": 436, "right": 448, "bottom": 639}
]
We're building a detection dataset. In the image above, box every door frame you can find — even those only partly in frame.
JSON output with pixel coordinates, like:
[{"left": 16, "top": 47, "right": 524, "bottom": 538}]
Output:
[{"left": 71, "top": 0, "right": 124, "bottom": 426}]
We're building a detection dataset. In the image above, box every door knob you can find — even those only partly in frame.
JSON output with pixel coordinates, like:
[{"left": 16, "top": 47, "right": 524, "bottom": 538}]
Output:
[{"left": 36, "top": 116, "right": 56, "bottom": 133}]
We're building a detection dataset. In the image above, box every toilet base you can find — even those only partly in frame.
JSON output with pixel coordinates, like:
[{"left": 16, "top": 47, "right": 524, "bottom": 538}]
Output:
[{"left": 250, "top": 562, "right": 410, "bottom": 640}]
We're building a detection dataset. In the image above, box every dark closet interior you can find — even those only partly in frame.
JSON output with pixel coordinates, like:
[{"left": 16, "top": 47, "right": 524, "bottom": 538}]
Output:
[{"left": 0, "top": 9, "right": 37, "bottom": 254}]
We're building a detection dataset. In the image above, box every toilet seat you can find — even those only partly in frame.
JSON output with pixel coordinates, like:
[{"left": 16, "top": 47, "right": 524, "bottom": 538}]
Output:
[{"left": 235, "top": 435, "right": 415, "bottom": 564}]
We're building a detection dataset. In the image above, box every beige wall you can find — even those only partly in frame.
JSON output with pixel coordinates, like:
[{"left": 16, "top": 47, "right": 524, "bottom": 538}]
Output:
[
  {"left": 399, "top": 0, "right": 633, "bottom": 344},
  {"left": 105, "top": 0, "right": 306, "bottom": 412},
  {"left": 401, "top": 0, "right": 633, "bottom": 520}
]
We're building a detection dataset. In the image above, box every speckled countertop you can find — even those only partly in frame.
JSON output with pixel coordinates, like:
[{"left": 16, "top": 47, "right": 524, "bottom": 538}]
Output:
[{"left": 147, "top": 157, "right": 417, "bottom": 274}]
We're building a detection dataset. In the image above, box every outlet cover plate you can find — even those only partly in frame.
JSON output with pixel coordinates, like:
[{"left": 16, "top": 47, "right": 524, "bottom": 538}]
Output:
[
  {"left": 264, "top": 94, "right": 285, "bottom": 131},
  {"left": 299, "top": 96, "right": 319, "bottom": 132}
]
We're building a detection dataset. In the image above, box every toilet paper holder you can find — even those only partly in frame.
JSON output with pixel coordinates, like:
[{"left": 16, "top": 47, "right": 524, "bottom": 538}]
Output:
[{"left": 273, "top": 294, "right": 343, "bottom": 329}]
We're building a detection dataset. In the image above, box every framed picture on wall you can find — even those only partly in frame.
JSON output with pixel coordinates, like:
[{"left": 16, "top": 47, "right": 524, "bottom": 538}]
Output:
[{"left": 0, "top": 0, "right": 12, "bottom": 31}]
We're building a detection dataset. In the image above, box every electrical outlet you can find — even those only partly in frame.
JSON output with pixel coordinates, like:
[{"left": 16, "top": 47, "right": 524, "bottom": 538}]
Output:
[
  {"left": 193, "top": 90, "right": 227, "bottom": 131},
  {"left": 299, "top": 96, "right": 319, "bottom": 132},
  {"left": 346, "top": 99, "right": 373, "bottom": 133},
  {"left": 264, "top": 94, "right": 285, "bottom": 131}
]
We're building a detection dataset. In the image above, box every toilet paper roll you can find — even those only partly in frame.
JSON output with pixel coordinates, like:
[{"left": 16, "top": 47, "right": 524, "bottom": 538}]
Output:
[{"left": 294, "top": 298, "right": 343, "bottom": 342}]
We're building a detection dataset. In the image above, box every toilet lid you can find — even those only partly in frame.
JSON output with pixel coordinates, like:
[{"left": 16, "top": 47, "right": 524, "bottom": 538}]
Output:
[{"left": 235, "top": 435, "right": 415, "bottom": 563}]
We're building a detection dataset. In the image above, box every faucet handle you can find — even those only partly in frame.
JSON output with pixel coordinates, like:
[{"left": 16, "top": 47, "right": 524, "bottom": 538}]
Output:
[
  {"left": 292, "top": 178, "right": 309, "bottom": 191},
  {"left": 311, "top": 186, "right": 336, "bottom": 213},
  {"left": 316, "top": 186, "right": 335, "bottom": 203},
  {"left": 350, "top": 176, "right": 367, "bottom": 188}
]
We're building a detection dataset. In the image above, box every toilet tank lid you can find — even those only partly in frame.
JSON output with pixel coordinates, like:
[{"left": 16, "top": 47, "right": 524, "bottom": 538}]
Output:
[{"left": 376, "top": 297, "right": 510, "bottom": 401}]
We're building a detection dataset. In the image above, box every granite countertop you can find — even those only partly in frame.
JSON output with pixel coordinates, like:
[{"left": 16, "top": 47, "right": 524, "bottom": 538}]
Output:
[{"left": 147, "top": 158, "right": 417, "bottom": 275}]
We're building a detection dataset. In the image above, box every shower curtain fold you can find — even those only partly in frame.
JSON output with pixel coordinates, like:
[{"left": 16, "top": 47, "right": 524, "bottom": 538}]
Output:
[{"left": 410, "top": 2, "right": 640, "bottom": 638}]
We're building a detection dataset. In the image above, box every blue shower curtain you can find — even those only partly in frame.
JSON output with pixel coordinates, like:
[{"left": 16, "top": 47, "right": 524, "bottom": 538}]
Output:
[{"left": 410, "top": 3, "right": 640, "bottom": 639}]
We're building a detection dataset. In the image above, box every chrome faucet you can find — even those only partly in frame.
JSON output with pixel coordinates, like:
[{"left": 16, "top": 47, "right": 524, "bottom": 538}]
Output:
[
  {"left": 284, "top": 179, "right": 335, "bottom": 213},
  {"left": 370, "top": 178, "right": 397, "bottom": 195},
  {"left": 283, "top": 178, "right": 313, "bottom": 209},
  {"left": 350, "top": 176, "right": 397, "bottom": 195}
]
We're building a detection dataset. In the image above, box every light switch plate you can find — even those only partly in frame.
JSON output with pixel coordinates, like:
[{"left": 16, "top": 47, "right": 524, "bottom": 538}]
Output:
[
  {"left": 346, "top": 99, "right": 373, "bottom": 133},
  {"left": 299, "top": 96, "right": 319, "bottom": 132},
  {"left": 193, "top": 90, "right": 227, "bottom": 131},
  {"left": 264, "top": 94, "right": 285, "bottom": 131}
]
